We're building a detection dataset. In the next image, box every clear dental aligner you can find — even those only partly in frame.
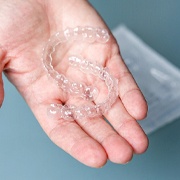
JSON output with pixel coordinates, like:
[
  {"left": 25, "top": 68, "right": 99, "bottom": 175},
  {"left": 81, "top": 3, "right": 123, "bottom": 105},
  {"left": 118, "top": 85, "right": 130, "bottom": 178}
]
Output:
[{"left": 42, "top": 26, "right": 119, "bottom": 120}]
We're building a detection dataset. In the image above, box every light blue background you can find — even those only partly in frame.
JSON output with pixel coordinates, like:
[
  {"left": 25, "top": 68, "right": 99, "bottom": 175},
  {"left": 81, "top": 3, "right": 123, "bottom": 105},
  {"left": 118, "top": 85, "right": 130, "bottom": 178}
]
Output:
[{"left": 1, "top": 1, "right": 180, "bottom": 179}]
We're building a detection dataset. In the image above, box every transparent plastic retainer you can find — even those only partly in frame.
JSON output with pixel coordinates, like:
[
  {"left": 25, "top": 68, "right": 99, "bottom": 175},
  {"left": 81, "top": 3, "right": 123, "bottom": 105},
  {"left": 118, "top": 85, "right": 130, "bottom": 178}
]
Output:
[{"left": 42, "top": 26, "right": 118, "bottom": 120}]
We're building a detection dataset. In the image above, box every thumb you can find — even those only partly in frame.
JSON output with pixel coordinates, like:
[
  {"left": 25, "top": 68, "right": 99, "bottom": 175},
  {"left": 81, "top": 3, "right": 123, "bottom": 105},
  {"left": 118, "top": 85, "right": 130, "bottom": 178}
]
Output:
[{"left": 0, "top": 47, "right": 6, "bottom": 107}]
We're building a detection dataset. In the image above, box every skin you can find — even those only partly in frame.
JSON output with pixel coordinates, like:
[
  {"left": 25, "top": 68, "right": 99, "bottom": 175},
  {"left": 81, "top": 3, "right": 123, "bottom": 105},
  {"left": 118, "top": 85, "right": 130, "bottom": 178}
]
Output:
[{"left": 0, "top": 0, "right": 148, "bottom": 168}]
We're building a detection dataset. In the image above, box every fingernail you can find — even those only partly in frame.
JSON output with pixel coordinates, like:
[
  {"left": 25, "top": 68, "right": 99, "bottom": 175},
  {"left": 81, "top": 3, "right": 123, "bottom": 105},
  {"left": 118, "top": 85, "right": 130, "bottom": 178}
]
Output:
[{"left": 124, "top": 161, "right": 130, "bottom": 165}]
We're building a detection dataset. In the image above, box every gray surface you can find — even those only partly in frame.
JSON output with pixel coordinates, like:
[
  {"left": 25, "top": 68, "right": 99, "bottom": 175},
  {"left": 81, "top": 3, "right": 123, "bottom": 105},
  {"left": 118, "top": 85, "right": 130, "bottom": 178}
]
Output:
[{"left": 1, "top": 1, "right": 180, "bottom": 179}]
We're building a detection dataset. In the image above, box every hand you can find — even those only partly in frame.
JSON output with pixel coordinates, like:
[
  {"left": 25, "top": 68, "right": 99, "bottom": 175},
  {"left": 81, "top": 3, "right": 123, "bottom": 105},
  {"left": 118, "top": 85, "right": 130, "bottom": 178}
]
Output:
[{"left": 0, "top": 0, "right": 148, "bottom": 167}]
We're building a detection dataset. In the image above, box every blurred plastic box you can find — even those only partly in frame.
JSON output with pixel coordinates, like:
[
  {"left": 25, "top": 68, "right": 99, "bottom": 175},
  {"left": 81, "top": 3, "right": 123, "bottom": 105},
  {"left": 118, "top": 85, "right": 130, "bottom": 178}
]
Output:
[{"left": 113, "top": 25, "right": 180, "bottom": 134}]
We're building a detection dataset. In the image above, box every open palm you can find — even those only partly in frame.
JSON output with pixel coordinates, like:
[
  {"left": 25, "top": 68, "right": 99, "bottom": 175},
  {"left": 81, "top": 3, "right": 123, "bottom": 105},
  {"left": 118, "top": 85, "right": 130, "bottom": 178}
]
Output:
[{"left": 0, "top": 0, "right": 148, "bottom": 167}]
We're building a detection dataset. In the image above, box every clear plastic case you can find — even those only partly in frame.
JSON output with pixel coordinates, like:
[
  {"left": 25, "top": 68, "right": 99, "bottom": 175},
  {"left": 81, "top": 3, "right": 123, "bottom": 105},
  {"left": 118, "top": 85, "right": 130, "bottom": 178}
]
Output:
[{"left": 113, "top": 25, "right": 180, "bottom": 134}]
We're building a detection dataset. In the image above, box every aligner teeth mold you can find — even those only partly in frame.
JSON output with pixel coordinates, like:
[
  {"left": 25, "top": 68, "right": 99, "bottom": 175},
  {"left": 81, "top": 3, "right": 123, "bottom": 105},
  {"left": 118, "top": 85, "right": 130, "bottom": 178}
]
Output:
[{"left": 42, "top": 26, "right": 118, "bottom": 120}]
